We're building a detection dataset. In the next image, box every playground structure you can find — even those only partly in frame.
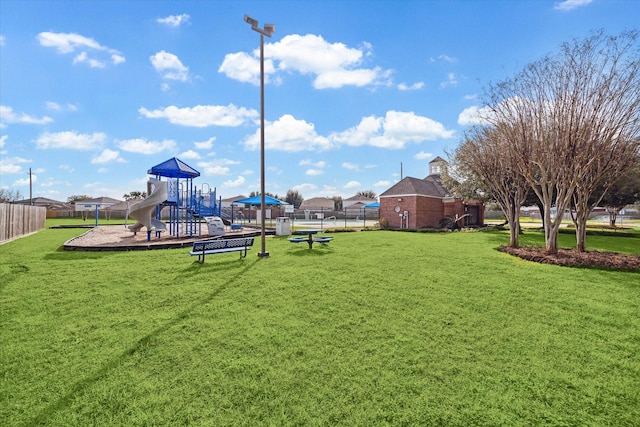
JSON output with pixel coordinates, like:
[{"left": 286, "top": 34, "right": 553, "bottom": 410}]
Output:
[{"left": 127, "top": 157, "right": 223, "bottom": 241}]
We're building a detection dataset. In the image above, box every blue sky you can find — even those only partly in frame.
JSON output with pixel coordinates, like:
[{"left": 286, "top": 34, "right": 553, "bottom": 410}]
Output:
[{"left": 1, "top": 0, "right": 638, "bottom": 202}]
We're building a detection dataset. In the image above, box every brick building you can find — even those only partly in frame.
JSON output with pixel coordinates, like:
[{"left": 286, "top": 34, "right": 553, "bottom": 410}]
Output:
[{"left": 379, "top": 157, "right": 484, "bottom": 229}]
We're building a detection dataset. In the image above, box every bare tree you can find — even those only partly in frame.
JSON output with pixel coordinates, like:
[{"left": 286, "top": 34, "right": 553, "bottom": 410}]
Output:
[
  {"left": 566, "top": 33, "right": 640, "bottom": 250},
  {"left": 0, "top": 189, "right": 23, "bottom": 202},
  {"left": 356, "top": 190, "right": 377, "bottom": 199},
  {"left": 447, "top": 126, "right": 529, "bottom": 247},
  {"left": 484, "top": 30, "right": 640, "bottom": 254}
]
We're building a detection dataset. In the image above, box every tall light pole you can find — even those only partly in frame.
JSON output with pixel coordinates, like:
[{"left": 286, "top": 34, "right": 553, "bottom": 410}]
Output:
[{"left": 244, "top": 14, "right": 275, "bottom": 258}]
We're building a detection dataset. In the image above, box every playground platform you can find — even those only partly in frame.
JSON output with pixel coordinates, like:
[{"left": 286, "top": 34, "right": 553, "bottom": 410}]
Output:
[{"left": 63, "top": 225, "right": 273, "bottom": 251}]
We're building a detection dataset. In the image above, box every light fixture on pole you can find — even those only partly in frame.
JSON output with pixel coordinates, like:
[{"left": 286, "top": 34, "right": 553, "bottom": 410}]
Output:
[{"left": 244, "top": 14, "right": 275, "bottom": 258}]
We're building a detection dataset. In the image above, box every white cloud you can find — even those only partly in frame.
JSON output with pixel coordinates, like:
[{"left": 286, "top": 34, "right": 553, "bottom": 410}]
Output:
[
  {"left": 0, "top": 135, "right": 7, "bottom": 147},
  {"left": 220, "top": 33, "right": 392, "bottom": 89},
  {"left": 0, "top": 155, "right": 30, "bottom": 174},
  {"left": 36, "top": 131, "right": 106, "bottom": 150},
  {"left": 398, "top": 82, "right": 424, "bottom": 91},
  {"left": 139, "top": 104, "right": 257, "bottom": 127},
  {"left": 243, "top": 114, "right": 333, "bottom": 152},
  {"left": 457, "top": 105, "right": 494, "bottom": 126},
  {"left": 37, "top": 31, "right": 125, "bottom": 66},
  {"left": 117, "top": 138, "right": 177, "bottom": 154},
  {"left": 440, "top": 72, "right": 458, "bottom": 88},
  {"left": 1, "top": 105, "right": 53, "bottom": 125},
  {"left": 150, "top": 51, "right": 189, "bottom": 81},
  {"left": 292, "top": 183, "right": 318, "bottom": 194},
  {"left": 218, "top": 52, "right": 276, "bottom": 86},
  {"left": 14, "top": 175, "right": 36, "bottom": 186},
  {"left": 197, "top": 158, "right": 239, "bottom": 176},
  {"left": 197, "top": 161, "right": 230, "bottom": 175},
  {"left": 179, "top": 149, "right": 201, "bottom": 160},
  {"left": 554, "top": 0, "right": 592, "bottom": 11},
  {"left": 342, "top": 162, "right": 360, "bottom": 172},
  {"left": 305, "top": 169, "right": 324, "bottom": 176},
  {"left": 111, "top": 54, "right": 126, "bottom": 65},
  {"left": 414, "top": 151, "right": 433, "bottom": 160},
  {"left": 91, "top": 148, "right": 125, "bottom": 164},
  {"left": 157, "top": 14, "right": 190, "bottom": 27},
  {"left": 344, "top": 181, "right": 361, "bottom": 189},
  {"left": 223, "top": 176, "right": 246, "bottom": 188},
  {"left": 46, "top": 101, "right": 78, "bottom": 112},
  {"left": 73, "top": 51, "right": 106, "bottom": 68},
  {"left": 0, "top": 35, "right": 5, "bottom": 46},
  {"left": 374, "top": 180, "right": 391, "bottom": 188},
  {"left": 194, "top": 137, "right": 215, "bottom": 150},
  {"left": 331, "top": 111, "right": 455, "bottom": 149},
  {"left": 430, "top": 54, "right": 457, "bottom": 63}
]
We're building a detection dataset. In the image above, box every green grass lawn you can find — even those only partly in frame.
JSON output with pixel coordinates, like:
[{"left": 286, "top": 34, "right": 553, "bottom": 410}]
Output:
[{"left": 1, "top": 227, "right": 639, "bottom": 426}]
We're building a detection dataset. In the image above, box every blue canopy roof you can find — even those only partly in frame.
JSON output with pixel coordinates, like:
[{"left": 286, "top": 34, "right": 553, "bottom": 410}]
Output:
[
  {"left": 234, "top": 195, "right": 287, "bottom": 205},
  {"left": 148, "top": 157, "right": 200, "bottom": 178},
  {"left": 364, "top": 201, "right": 380, "bottom": 208}
]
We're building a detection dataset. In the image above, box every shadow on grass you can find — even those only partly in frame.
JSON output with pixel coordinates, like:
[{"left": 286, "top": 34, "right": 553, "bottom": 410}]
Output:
[
  {"left": 45, "top": 248, "right": 121, "bottom": 260},
  {"left": 287, "top": 244, "right": 335, "bottom": 257},
  {"left": 29, "top": 256, "right": 261, "bottom": 424}
]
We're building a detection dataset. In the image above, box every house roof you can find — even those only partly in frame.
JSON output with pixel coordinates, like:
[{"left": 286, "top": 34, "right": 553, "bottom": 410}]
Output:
[
  {"left": 430, "top": 155, "right": 446, "bottom": 164},
  {"left": 222, "top": 195, "right": 246, "bottom": 203},
  {"left": 15, "top": 197, "right": 65, "bottom": 206},
  {"left": 77, "top": 196, "right": 122, "bottom": 205},
  {"left": 344, "top": 194, "right": 376, "bottom": 202},
  {"left": 379, "top": 175, "right": 449, "bottom": 199},
  {"left": 299, "top": 197, "right": 334, "bottom": 209}
]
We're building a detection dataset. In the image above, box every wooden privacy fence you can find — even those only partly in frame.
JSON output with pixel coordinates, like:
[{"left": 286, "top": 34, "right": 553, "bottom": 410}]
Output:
[{"left": 0, "top": 203, "right": 46, "bottom": 243}]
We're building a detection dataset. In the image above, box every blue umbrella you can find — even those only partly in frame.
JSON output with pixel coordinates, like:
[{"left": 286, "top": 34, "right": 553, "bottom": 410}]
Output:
[{"left": 234, "top": 195, "right": 286, "bottom": 205}]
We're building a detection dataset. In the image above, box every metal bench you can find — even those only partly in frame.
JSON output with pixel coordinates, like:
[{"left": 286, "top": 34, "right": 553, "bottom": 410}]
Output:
[{"left": 190, "top": 237, "right": 255, "bottom": 263}]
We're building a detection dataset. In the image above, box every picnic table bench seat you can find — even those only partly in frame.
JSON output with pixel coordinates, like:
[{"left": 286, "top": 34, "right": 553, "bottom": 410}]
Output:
[
  {"left": 312, "top": 237, "right": 333, "bottom": 243},
  {"left": 287, "top": 237, "right": 307, "bottom": 243},
  {"left": 190, "top": 237, "right": 254, "bottom": 263}
]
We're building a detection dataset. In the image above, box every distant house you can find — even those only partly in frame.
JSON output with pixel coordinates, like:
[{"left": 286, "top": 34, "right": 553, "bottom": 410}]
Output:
[
  {"left": 343, "top": 194, "right": 376, "bottom": 215},
  {"left": 222, "top": 195, "right": 247, "bottom": 209},
  {"left": 15, "top": 197, "right": 75, "bottom": 217},
  {"left": 75, "top": 196, "right": 125, "bottom": 220},
  {"left": 379, "top": 157, "right": 484, "bottom": 229},
  {"left": 299, "top": 197, "right": 334, "bottom": 211}
]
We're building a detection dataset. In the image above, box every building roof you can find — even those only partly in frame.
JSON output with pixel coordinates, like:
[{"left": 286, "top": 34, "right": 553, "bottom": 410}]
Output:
[
  {"left": 380, "top": 174, "right": 449, "bottom": 199},
  {"left": 299, "top": 197, "right": 334, "bottom": 210},
  {"left": 77, "top": 196, "right": 122, "bottom": 205},
  {"left": 222, "top": 195, "right": 246, "bottom": 203},
  {"left": 148, "top": 157, "right": 200, "bottom": 178},
  {"left": 344, "top": 194, "right": 376, "bottom": 202},
  {"left": 14, "top": 197, "right": 66, "bottom": 206}
]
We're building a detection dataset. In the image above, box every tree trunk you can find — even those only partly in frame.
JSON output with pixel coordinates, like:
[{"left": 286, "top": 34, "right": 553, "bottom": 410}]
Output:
[
  {"left": 508, "top": 204, "right": 521, "bottom": 248},
  {"left": 575, "top": 219, "right": 587, "bottom": 252},
  {"left": 543, "top": 206, "right": 560, "bottom": 254},
  {"left": 609, "top": 210, "right": 618, "bottom": 227},
  {"left": 545, "top": 227, "right": 559, "bottom": 254}
]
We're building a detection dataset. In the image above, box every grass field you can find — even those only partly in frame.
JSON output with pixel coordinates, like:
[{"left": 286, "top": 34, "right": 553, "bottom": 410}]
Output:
[{"left": 1, "top": 225, "right": 639, "bottom": 426}]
